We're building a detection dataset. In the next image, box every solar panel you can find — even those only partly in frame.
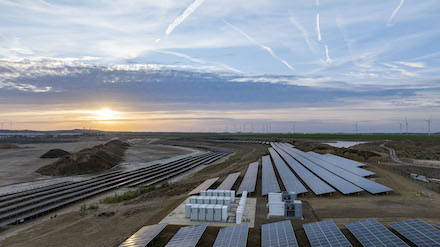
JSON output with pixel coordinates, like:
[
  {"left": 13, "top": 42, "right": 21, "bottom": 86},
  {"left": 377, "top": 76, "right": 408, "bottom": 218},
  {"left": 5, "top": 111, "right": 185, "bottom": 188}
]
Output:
[
  {"left": 306, "top": 151, "right": 375, "bottom": 177},
  {"left": 436, "top": 224, "right": 440, "bottom": 229},
  {"left": 119, "top": 223, "right": 168, "bottom": 247},
  {"left": 271, "top": 143, "right": 335, "bottom": 195},
  {"left": 188, "top": 177, "right": 220, "bottom": 195},
  {"left": 165, "top": 223, "right": 208, "bottom": 247},
  {"left": 217, "top": 172, "right": 241, "bottom": 190},
  {"left": 213, "top": 224, "right": 249, "bottom": 247},
  {"left": 278, "top": 147, "right": 363, "bottom": 195},
  {"left": 303, "top": 220, "right": 352, "bottom": 247},
  {"left": 237, "top": 162, "right": 259, "bottom": 195},
  {"left": 262, "top": 155, "right": 281, "bottom": 195},
  {"left": 268, "top": 148, "right": 307, "bottom": 194},
  {"left": 323, "top": 153, "right": 366, "bottom": 167},
  {"left": 261, "top": 220, "right": 299, "bottom": 247},
  {"left": 279, "top": 144, "right": 392, "bottom": 195},
  {"left": 345, "top": 219, "right": 408, "bottom": 247},
  {"left": 389, "top": 219, "right": 440, "bottom": 246}
]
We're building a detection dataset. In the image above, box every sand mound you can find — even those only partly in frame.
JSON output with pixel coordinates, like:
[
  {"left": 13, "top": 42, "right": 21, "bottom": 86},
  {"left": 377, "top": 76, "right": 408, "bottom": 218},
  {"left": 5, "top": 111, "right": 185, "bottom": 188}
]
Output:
[
  {"left": 0, "top": 144, "right": 20, "bottom": 149},
  {"left": 40, "top": 149, "right": 71, "bottom": 159},
  {"left": 36, "top": 140, "right": 130, "bottom": 176}
]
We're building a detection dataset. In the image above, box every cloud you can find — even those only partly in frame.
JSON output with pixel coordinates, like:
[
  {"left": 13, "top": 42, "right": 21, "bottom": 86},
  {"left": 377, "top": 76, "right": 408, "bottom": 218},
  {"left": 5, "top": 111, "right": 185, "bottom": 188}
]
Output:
[
  {"left": 164, "top": 0, "right": 206, "bottom": 37},
  {"left": 316, "top": 13, "right": 322, "bottom": 41},
  {"left": 387, "top": 0, "right": 405, "bottom": 26},
  {"left": 398, "top": 61, "right": 424, "bottom": 68},
  {"left": 324, "top": 45, "right": 332, "bottom": 64},
  {"left": 223, "top": 20, "right": 295, "bottom": 72}
]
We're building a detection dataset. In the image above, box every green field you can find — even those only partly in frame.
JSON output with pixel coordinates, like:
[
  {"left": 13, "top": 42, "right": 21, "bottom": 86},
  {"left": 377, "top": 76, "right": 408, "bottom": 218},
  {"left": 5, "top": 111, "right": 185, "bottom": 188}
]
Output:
[{"left": 201, "top": 133, "right": 440, "bottom": 141}]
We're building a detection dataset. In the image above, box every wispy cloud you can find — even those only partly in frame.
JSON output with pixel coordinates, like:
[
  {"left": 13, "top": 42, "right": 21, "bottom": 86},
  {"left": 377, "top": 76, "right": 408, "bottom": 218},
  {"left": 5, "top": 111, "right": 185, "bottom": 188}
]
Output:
[
  {"left": 387, "top": 0, "right": 405, "bottom": 26},
  {"left": 223, "top": 20, "right": 295, "bottom": 72},
  {"left": 316, "top": 13, "right": 322, "bottom": 41},
  {"left": 398, "top": 61, "right": 424, "bottom": 68}
]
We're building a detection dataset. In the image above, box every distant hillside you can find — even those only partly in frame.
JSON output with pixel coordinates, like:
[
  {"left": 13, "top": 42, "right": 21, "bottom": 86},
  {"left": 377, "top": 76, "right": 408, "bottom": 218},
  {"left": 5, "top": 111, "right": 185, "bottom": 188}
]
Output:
[
  {"left": 36, "top": 140, "right": 130, "bottom": 176},
  {"left": 0, "top": 144, "right": 20, "bottom": 149}
]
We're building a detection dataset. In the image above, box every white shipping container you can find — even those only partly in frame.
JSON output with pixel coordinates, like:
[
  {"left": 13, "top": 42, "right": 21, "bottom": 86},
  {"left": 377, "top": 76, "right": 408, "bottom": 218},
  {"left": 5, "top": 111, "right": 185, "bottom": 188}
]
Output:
[
  {"left": 197, "top": 197, "right": 204, "bottom": 204},
  {"left": 198, "top": 204, "right": 207, "bottom": 221},
  {"left": 203, "top": 196, "right": 210, "bottom": 204},
  {"left": 210, "top": 196, "right": 217, "bottom": 204},
  {"left": 294, "top": 200, "right": 302, "bottom": 219},
  {"left": 206, "top": 205, "right": 215, "bottom": 221},
  {"left": 236, "top": 209, "right": 243, "bottom": 224},
  {"left": 189, "top": 196, "right": 197, "bottom": 204},
  {"left": 268, "top": 193, "right": 282, "bottom": 203},
  {"left": 191, "top": 205, "right": 199, "bottom": 221},
  {"left": 185, "top": 204, "right": 193, "bottom": 218},
  {"left": 214, "top": 205, "right": 223, "bottom": 221},
  {"left": 206, "top": 190, "right": 213, "bottom": 196},
  {"left": 269, "top": 202, "right": 285, "bottom": 217},
  {"left": 200, "top": 190, "right": 207, "bottom": 196},
  {"left": 221, "top": 206, "right": 228, "bottom": 222}
]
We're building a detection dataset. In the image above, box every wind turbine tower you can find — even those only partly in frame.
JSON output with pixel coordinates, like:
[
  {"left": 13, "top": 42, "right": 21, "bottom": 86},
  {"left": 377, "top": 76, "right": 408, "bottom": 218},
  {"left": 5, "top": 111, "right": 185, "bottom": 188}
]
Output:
[{"left": 425, "top": 116, "right": 432, "bottom": 136}]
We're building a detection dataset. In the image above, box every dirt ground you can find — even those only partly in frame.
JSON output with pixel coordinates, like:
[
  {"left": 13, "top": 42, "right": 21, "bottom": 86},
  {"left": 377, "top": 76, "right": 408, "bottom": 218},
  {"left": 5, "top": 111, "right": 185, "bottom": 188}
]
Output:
[{"left": 1, "top": 138, "right": 440, "bottom": 247}]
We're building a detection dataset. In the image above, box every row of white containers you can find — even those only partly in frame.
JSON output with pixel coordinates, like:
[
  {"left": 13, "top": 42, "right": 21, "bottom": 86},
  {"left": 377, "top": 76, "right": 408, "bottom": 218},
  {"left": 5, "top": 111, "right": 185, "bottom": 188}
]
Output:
[
  {"left": 200, "top": 190, "right": 235, "bottom": 201},
  {"left": 185, "top": 204, "right": 228, "bottom": 222},
  {"left": 236, "top": 191, "right": 247, "bottom": 224},
  {"left": 189, "top": 196, "right": 233, "bottom": 210}
]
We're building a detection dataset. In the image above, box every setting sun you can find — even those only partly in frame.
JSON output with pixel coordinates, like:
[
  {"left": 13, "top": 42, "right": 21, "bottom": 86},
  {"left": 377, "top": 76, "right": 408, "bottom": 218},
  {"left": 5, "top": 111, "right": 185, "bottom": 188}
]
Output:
[{"left": 95, "top": 108, "right": 118, "bottom": 121}]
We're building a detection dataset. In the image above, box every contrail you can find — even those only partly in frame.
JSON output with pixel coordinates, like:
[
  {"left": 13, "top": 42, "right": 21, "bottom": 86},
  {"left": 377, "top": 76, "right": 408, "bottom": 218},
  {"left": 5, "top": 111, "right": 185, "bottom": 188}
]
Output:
[
  {"left": 387, "top": 0, "right": 405, "bottom": 26},
  {"left": 155, "top": 50, "right": 241, "bottom": 73},
  {"left": 165, "top": 0, "right": 205, "bottom": 36},
  {"left": 324, "top": 44, "right": 332, "bottom": 64},
  {"left": 289, "top": 14, "right": 314, "bottom": 52},
  {"left": 316, "top": 13, "right": 322, "bottom": 41},
  {"left": 223, "top": 20, "right": 295, "bottom": 72}
]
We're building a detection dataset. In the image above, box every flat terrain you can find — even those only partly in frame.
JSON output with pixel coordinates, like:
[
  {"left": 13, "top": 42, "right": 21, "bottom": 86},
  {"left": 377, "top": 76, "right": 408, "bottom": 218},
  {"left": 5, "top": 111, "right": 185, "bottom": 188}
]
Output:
[{"left": 0, "top": 136, "right": 439, "bottom": 247}]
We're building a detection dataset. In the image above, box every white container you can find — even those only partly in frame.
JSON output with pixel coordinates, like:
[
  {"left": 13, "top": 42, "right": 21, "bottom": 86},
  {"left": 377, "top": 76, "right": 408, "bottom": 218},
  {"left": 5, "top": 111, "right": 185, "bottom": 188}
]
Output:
[
  {"left": 191, "top": 205, "right": 199, "bottom": 221},
  {"left": 197, "top": 197, "right": 204, "bottom": 204},
  {"left": 185, "top": 204, "right": 193, "bottom": 218},
  {"left": 200, "top": 190, "right": 207, "bottom": 196},
  {"left": 268, "top": 193, "right": 282, "bottom": 203},
  {"left": 221, "top": 206, "right": 228, "bottom": 222},
  {"left": 209, "top": 196, "right": 217, "bottom": 204},
  {"left": 269, "top": 202, "right": 285, "bottom": 217},
  {"left": 189, "top": 196, "right": 197, "bottom": 204},
  {"left": 214, "top": 205, "right": 223, "bottom": 221},
  {"left": 218, "top": 190, "right": 225, "bottom": 196},
  {"left": 216, "top": 196, "right": 223, "bottom": 205},
  {"left": 229, "top": 190, "right": 235, "bottom": 202},
  {"left": 206, "top": 190, "right": 213, "bottom": 196},
  {"left": 206, "top": 205, "right": 215, "bottom": 221},
  {"left": 198, "top": 204, "right": 207, "bottom": 221},
  {"left": 236, "top": 209, "right": 243, "bottom": 224},
  {"left": 203, "top": 196, "right": 210, "bottom": 204}
]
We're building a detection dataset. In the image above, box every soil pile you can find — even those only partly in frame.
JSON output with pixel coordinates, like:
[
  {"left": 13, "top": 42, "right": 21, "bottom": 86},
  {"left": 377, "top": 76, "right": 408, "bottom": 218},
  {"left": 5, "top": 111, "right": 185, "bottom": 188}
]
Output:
[
  {"left": 293, "top": 141, "right": 380, "bottom": 161},
  {"left": 36, "top": 140, "right": 130, "bottom": 176},
  {"left": 40, "top": 149, "right": 70, "bottom": 158},
  {"left": 0, "top": 144, "right": 20, "bottom": 149}
]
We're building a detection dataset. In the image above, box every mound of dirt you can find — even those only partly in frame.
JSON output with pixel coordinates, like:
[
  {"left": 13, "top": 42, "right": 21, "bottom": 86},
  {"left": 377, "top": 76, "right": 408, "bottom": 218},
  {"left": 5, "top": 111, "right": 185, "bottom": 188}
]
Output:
[
  {"left": 36, "top": 140, "right": 130, "bottom": 176},
  {"left": 40, "top": 149, "right": 71, "bottom": 159},
  {"left": 293, "top": 141, "right": 380, "bottom": 161},
  {"left": 0, "top": 144, "right": 20, "bottom": 149}
]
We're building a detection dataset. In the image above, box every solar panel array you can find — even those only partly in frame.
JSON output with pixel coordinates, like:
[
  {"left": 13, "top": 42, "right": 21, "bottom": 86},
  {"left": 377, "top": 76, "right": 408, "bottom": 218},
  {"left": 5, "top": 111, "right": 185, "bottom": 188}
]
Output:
[
  {"left": 165, "top": 223, "right": 208, "bottom": 247},
  {"left": 188, "top": 177, "right": 220, "bottom": 195},
  {"left": 119, "top": 223, "right": 168, "bottom": 247},
  {"left": 213, "top": 224, "right": 249, "bottom": 247},
  {"left": 279, "top": 144, "right": 392, "bottom": 195},
  {"left": 436, "top": 224, "right": 440, "bottom": 229},
  {"left": 303, "top": 220, "right": 352, "bottom": 247},
  {"left": 262, "top": 220, "right": 299, "bottom": 247},
  {"left": 237, "top": 162, "right": 259, "bottom": 195},
  {"left": 389, "top": 219, "right": 440, "bottom": 246},
  {"left": 323, "top": 153, "right": 366, "bottom": 167},
  {"left": 306, "top": 152, "right": 375, "bottom": 177},
  {"left": 345, "top": 219, "right": 408, "bottom": 247},
  {"left": 262, "top": 155, "right": 281, "bottom": 195},
  {"left": 217, "top": 172, "right": 241, "bottom": 190},
  {"left": 268, "top": 148, "right": 307, "bottom": 194},
  {"left": 279, "top": 147, "right": 363, "bottom": 195},
  {"left": 271, "top": 143, "right": 335, "bottom": 195}
]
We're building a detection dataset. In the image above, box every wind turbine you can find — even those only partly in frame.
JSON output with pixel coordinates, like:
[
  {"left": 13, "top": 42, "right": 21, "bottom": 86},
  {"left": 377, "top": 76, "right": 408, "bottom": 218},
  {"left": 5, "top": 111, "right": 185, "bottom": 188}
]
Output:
[
  {"left": 405, "top": 116, "right": 409, "bottom": 134},
  {"left": 424, "top": 116, "right": 432, "bottom": 135}
]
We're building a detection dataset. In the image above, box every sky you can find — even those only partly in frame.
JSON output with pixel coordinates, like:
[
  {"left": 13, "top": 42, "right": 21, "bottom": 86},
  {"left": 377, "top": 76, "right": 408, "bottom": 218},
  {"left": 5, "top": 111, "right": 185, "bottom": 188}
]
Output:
[{"left": 0, "top": 0, "right": 439, "bottom": 133}]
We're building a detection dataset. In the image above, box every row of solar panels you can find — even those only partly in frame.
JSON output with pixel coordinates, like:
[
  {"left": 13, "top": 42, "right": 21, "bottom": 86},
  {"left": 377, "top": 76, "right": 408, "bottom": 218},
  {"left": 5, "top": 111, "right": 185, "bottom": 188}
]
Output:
[
  {"left": 119, "top": 223, "right": 249, "bottom": 247},
  {"left": 0, "top": 149, "right": 231, "bottom": 228},
  {"left": 263, "top": 218, "right": 440, "bottom": 247},
  {"left": 205, "top": 139, "right": 270, "bottom": 145},
  {"left": 120, "top": 218, "right": 440, "bottom": 247},
  {"left": 264, "top": 143, "right": 392, "bottom": 195}
]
